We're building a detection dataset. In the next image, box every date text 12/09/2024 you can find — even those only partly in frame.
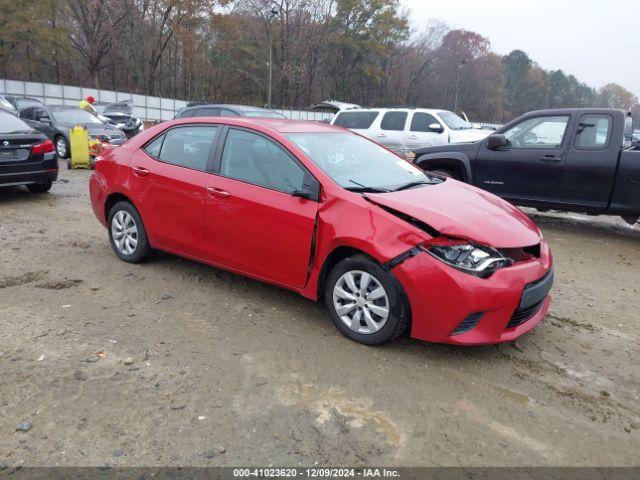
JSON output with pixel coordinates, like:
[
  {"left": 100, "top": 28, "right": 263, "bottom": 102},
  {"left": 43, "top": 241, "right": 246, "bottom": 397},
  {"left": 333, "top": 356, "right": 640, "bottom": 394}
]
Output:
[{"left": 233, "top": 468, "right": 401, "bottom": 478}]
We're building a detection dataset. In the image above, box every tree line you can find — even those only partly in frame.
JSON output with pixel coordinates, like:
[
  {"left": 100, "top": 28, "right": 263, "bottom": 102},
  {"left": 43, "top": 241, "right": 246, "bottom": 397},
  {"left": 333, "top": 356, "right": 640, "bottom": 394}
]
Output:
[{"left": 1, "top": 0, "right": 638, "bottom": 123}]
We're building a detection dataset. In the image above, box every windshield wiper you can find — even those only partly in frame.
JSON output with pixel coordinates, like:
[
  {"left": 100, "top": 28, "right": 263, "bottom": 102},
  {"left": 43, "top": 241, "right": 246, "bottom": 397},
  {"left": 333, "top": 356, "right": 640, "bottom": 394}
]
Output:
[
  {"left": 345, "top": 179, "right": 390, "bottom": 193},
  {"left": 393, "top": 180, "right": 434, "bottom": 191}
]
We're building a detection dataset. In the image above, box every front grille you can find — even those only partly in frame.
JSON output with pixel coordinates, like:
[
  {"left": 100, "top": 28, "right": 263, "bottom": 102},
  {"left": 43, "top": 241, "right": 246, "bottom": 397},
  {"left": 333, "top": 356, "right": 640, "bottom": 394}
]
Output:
[
  {"left": 498, "top": 243, "right": 541, "bottom": 263},
  {"left": 451, "top": 312, "right": 484, "bottom": 336},
  {"left": 506, "top": 301, "right": 543, "bottom": 329}
]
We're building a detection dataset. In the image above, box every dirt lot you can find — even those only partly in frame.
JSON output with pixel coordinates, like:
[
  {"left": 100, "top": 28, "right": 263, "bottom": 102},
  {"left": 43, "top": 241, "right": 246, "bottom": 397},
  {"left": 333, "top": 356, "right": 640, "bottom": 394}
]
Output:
[{"left": 0, "top": 170, "right": 639, "bottom": 468}]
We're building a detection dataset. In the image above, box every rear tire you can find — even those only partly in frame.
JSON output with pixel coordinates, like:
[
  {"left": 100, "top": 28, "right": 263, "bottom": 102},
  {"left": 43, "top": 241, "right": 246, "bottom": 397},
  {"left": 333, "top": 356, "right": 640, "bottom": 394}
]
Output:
[
  {"left": 324, "top": 255, "right": 410, "bottom": 345},
  {"left": 27, "top": 180, "right": 53, "bottom": 194},
  {"left": 429, "top": 169, "right": 460, "bottom": 180},
  {"left": 108, "top": 201, "right": 152, "bottom": 263}
]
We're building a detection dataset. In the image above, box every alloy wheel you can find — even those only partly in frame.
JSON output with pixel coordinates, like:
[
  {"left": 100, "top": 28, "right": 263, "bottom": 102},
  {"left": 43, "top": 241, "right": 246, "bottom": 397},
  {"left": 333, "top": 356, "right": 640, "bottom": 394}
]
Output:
[
  {"left": 332, "top": 270, "right": 390, "bottom": 334},
  {"left": 56, "top": 137, "right": 67, "bottom": 158},
  {"left": 111, "top": 210, "right": 138, "bottom": 255}
]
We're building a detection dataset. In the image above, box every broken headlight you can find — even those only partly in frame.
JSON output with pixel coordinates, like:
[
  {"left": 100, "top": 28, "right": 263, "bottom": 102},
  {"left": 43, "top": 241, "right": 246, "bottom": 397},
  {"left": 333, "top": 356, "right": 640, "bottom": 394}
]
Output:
[{"left": 422, "top": 240, "right": 513, "bottom": 278}]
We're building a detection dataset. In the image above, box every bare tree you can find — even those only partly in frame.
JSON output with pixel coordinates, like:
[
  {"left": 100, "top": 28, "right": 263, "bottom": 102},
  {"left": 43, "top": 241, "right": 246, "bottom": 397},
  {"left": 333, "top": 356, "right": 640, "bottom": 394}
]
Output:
[{"left": 68, "top": 0, "right": 130, "bottom": 88}]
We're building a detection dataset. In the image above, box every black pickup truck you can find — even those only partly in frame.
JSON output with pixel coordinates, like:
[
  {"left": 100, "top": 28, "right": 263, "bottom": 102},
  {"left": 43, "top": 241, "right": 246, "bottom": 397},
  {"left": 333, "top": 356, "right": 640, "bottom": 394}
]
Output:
[{"left": 412, "top": 108, "right": 640, "bottom": 224}]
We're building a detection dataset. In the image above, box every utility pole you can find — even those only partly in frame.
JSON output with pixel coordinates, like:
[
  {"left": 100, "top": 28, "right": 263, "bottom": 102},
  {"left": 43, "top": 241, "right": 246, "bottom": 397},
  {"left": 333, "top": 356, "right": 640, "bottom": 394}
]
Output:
[
  {"left": 267, "top": 2, "right": 280, "bottom": 109},
  {"left": 454, "top": 58, "right": 468, "bottom": 113}
]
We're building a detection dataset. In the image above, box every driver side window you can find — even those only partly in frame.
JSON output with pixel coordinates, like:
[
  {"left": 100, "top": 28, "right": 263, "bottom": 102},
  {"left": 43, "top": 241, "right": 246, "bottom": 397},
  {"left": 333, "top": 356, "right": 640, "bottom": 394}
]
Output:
[
  {"left": 504, "top": 116, "right": 570, "bottom": 149},
  {"left": 220, "top": 129, "right": 305, "bottom": 194}
]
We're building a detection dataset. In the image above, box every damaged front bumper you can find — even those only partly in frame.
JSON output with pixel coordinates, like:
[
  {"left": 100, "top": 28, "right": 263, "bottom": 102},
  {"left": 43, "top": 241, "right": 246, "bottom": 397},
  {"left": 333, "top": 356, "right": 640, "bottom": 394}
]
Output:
[{"left": 391, "top": 240, "right": 553, "bottom": 345}]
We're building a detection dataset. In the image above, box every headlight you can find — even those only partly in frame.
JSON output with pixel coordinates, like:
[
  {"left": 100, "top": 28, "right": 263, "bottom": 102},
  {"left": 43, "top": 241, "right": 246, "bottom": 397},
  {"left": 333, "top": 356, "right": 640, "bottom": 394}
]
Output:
[{"left": 422, "top": 241, "right": 512, "bottom": 278}]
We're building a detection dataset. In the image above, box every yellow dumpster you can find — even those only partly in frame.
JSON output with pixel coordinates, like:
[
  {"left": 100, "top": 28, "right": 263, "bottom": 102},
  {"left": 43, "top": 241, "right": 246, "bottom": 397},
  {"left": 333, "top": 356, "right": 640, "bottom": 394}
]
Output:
[{"left": 69, "top": 125, "right": 90, "bottom": 169}]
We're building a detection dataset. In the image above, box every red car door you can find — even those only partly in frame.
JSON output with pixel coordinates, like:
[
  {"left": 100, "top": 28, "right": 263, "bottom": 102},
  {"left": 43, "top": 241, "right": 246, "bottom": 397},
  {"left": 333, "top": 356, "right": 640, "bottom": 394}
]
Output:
[
  {"left": 204, "top": 128, "right": 318, "bottom": 289},
  {"left": 129, "top": 125, "right": 220, "bottom": 259}
]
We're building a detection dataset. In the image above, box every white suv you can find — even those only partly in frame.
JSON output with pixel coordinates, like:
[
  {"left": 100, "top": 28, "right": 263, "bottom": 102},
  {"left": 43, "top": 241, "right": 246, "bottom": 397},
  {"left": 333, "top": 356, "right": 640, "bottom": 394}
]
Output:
[{"left": 330, "top": 108, "right": 490, "bottom": 158}]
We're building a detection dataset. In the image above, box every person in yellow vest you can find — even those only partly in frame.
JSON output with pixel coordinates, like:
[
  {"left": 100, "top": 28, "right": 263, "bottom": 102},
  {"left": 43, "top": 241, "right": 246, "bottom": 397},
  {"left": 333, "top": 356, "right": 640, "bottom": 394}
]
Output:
[{"left": 78, "top": 96, "right": 97, "bottom": 114}]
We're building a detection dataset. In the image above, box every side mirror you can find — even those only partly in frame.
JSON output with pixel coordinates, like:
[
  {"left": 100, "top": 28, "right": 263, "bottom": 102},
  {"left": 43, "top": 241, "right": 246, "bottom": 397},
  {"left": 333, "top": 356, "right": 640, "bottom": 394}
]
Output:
[
  {"left": 487, "top": 133, "right": 508, "bottom": 150},
  {"left": 291, "top": 174, "right": 320, "bottom": 202},
  {"left": 38, "top": 116, "right": 52, "bottom": 124},
  {"left": 428, "top": 123, "right": 445, "bottom": 134}
]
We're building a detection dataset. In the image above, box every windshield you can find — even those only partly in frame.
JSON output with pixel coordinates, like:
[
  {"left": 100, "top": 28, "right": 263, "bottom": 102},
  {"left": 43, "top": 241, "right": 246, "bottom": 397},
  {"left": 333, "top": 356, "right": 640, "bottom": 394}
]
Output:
[
  {"left": 243, "top": 111, "right": 286, "bottom": 119},
  {"left": 287, "top": 132, "right": 438, "bottom": 191},
  {"left": 438, "top": 111, "right": 471, "bottom": 130},
  {"left": 51, "top": 109, "right": 103, "bottom": 124},
  {"left": 0, "top": 110, "right": 33, "bottom": 133}
]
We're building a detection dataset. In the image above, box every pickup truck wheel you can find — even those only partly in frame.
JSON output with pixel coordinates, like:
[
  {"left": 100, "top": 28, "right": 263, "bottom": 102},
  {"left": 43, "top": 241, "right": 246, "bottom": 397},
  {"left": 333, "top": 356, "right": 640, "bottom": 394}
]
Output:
[
  {"left": 430, "top": 169, "right": 460, "bottom": 180},
  {"left": 622, "top": 216, "right": 639, "bottom": 226}
]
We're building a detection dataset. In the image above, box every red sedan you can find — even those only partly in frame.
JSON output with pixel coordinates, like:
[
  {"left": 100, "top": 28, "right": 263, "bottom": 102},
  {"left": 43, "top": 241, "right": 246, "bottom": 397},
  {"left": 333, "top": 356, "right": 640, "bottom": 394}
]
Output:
[{"left": 90, "top": 117, "right": 553, "bottom": 345}]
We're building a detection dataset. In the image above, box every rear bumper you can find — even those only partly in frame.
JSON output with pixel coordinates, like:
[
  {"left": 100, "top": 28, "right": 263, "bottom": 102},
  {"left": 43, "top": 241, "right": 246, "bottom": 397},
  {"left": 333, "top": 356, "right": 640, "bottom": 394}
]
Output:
[
  {"left": 89, "top": 172, "right": 108, "bottom": 227},
  {"left": 393, "top": 241, "right": 553, "bottom": 345},
  {"left": 0, "top": 161, "right": 58, "bottom": 187}
]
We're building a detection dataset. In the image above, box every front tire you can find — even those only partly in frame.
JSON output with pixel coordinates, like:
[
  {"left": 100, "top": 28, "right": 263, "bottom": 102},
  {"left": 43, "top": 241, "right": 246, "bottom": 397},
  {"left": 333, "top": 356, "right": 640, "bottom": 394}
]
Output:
[
  {"left": 26, "top": 180, "right": 53, "bottom": 194},
  {"left": 324, "top": 255, "right": 410, "bottom": 345},
  {"left": 108, "top": 201, "right": 152, "bottom": 263},
  {"left": 55, "top": 135, "right": 70, "bottom": 159}
]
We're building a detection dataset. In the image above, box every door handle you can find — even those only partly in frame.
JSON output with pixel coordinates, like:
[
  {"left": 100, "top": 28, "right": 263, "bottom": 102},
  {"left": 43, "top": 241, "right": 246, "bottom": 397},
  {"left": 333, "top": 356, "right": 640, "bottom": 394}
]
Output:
[
  {"left": 377, "top": 133, "right": 386, "bottom": 138},
  {"left": 132, "top": 166, "right": 150, "bottom": 176},
  {"left": 540, "top": 155, "right": 562, "bottom": 163},
  {"left": 206, "top": 187, "right": 230, "bottom": 199},
  {"left": 408, "top": 135, "right": 418, "bottom": 139}
]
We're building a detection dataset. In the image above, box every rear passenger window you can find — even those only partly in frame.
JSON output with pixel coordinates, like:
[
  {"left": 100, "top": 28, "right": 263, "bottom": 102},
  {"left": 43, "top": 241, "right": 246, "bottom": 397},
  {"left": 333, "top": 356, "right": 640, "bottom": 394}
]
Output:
[
  {"left": 144, "top": 135, "right": 164, "bottom": 157},
  {"left": 333, "top": 112, "right": 379, "bottom": 129},
  {"left": 381, "top": 112, "right": 408, "bottom": 131},
  {"left": 576, "top": 115, "right": 612, "bottom": 150},
  {"left": 156, "top": 126, "right": 218, "bottom": 171}
]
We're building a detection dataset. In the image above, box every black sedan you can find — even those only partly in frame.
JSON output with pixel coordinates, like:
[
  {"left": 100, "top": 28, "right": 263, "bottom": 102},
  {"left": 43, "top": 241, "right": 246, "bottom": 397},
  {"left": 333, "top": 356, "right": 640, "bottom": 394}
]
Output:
[
  {"left": 19, "top": 105, "right": 126, "bottom": 159},
  {"left": 2, "top": 95, "right": 44, "bottom": 113},
  {"left": 0, "top": 109, "right": 58, "bottom": 193}
]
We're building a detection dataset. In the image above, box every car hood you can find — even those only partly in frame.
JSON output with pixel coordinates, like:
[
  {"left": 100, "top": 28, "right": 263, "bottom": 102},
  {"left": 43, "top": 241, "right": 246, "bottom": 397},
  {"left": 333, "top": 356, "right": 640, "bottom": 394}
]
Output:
[
  {"left": 367, "top": 180, "right": 541, "bottom": 248},
  {"left": 449, "top": 129, "right": 490, "bottom": 143}
]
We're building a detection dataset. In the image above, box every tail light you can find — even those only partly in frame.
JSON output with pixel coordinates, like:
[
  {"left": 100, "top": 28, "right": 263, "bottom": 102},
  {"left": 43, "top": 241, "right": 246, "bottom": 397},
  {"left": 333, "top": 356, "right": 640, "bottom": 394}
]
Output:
[{"left": 32, "top": 139, "right": 55, "bottom": 155}]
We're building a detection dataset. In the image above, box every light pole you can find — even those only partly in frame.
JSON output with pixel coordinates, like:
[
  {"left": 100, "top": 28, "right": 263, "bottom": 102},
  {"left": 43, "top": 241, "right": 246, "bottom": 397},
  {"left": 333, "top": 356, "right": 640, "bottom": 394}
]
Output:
[
  {"left": 267, "top": 2, "right": 280, "bottom": 109},
  {"left": 454, "top": 58, "right": 468, "bottom": 113}
]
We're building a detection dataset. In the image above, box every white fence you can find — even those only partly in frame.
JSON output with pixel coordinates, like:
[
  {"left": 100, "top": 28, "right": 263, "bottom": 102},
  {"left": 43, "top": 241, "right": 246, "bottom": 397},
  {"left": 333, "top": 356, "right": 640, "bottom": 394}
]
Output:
[
  {"left": 275, "top": 108, "right": 333, "bottom": 122},
  {"left": 1, "top": 79, "right": 188, "bottom": 121},
  {"left": 0, "top": 78, "right": 334, "bottom": 123}
]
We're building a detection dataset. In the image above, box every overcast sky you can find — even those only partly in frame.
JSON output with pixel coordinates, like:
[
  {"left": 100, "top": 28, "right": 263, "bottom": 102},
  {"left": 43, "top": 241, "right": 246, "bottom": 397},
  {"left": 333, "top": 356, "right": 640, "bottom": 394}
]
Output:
[{"left": 400, "top": 0, "right": 640, "bottom": 97}]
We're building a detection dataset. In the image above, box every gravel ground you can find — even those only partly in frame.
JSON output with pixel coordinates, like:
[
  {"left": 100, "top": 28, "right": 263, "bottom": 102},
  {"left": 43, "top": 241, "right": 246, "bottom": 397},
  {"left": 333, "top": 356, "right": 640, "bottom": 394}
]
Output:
[{"left": 0, "top": 169, "right": 639, "bottom": 467}]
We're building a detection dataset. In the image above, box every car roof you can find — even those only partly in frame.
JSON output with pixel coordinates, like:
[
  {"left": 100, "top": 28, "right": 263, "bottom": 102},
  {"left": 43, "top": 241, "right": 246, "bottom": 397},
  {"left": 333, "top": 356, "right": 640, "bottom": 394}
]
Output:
[
  {"left": 173, "top": 116, "right": 345, "bottom": 134},
  {"left": 337, "top": 107, "right": 446, "bottom": 115},
  {"left": 524, "top": 107, "right": 629, "bottom": 115},
  {"left": 183, "top": 104, "right": 276, "bottom": 112},
  {"left": 6, "top": 95, "right": 42, "bottom": 101},
  {"left": 47, "top": 105, "right": 82, "bottom": 110}
]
